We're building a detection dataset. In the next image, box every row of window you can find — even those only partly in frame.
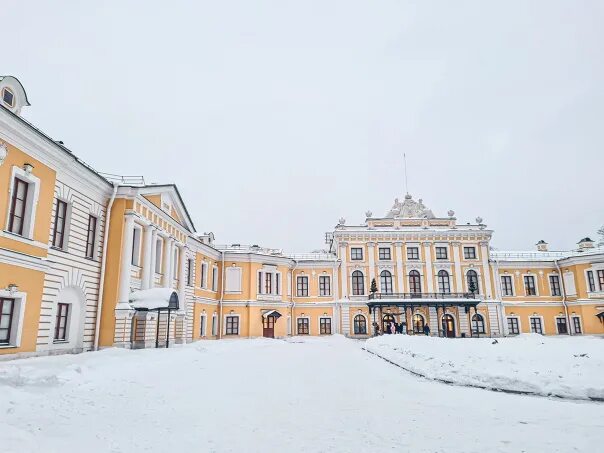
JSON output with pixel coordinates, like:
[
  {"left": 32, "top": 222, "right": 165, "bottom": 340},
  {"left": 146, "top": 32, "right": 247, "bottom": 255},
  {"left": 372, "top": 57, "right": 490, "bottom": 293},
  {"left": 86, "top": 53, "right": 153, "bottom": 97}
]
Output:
[
  {"left": 295, "top": 275, "right": 332, "bottom": 297},
  {"left": 350, "top": 246, "right": 478, "bottom": 261},
  {"left": 7, "top": 177, "right": 99, "bottom": 258},
  {"left": 506, "top": 316, "right": 582, "bottom": 335},
  {"left": 586, "top": 270, "right": 604, "bottom": 293},
  {"left": 500, "top": 274, "right": 561, "bottom": 297},
  {"left": 0, "top": 298, "right": 71, "bottom": 346},
  {"left": 349, "top": 269, "right": 481, "bottom": 295}
]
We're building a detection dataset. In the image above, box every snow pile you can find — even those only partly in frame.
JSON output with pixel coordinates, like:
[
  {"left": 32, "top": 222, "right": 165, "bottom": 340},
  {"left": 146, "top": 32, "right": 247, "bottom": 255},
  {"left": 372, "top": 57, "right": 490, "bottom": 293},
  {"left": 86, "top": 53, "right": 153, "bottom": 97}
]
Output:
[
  {"left": 129, "top": 287, "right": 177, "bottom": 310},
  {"left": 365, "top": 334, "right": 604, "bottom": 400}
]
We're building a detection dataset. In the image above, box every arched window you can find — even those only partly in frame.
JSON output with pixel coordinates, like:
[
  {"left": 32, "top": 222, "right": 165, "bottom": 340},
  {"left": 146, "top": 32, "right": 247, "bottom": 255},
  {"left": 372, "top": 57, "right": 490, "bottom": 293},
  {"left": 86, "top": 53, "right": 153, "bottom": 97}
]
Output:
[
  {"left": 412, "top": 313, "right": 425, "bottom": 333},
  {"left": 353, "top": 315, "right": 367, "bottom": 335},
  {"left": 352, "top": 271, "right": 365, "bottom": 295},
  {"left": 437, "top": 270, "right": 451, "bottom": 294},
  {"left": 472, "top": 313, "right": 486, "bottom": 334},
  {"left": 380, "top": 270, "right": 393, "bottom": 294},
  {"left": 409, "top": 270, "right": 421, "bottom": 294},
  {"left": 467, "top": 270, "right": 479, "bottom": 294}
]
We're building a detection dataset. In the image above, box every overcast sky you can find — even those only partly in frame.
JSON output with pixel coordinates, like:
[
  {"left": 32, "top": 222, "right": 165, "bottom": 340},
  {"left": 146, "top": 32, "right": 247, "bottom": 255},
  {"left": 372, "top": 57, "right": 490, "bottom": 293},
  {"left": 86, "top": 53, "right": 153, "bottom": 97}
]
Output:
[{"left": 4, "top": 1, "right": 603, "bottom": 252}]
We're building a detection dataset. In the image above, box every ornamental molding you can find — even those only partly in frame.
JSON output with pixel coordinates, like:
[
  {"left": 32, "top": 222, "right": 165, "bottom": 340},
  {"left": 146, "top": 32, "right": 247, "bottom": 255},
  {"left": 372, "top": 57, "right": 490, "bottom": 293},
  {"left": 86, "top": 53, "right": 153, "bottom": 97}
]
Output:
[
  {"left": 433, "top": 262, "right": 453, "bottom": 270},
  {"left": 406, "top": 263, "right": 424, "bottom": 271},
  {"left": 377, "top": 264, "right": 395, "bottom": 271},
  {"left": 386, "top": 194, "right": 436, "bottom": 219}
]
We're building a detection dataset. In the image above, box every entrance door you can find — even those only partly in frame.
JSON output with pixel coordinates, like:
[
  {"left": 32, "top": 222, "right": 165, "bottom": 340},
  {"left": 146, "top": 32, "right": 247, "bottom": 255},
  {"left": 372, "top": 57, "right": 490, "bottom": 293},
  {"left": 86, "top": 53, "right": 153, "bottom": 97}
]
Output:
[
  {"left": 442, "top": 314, "right": 456, "bottom": 338},
  {"left": 263, "top": 315, "right": 275, "bottom": 338}
]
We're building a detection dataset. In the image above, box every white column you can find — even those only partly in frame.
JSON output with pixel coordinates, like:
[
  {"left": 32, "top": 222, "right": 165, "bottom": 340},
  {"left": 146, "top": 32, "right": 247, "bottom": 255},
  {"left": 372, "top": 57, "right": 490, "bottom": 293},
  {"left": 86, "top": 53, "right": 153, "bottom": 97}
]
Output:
[
  {"left": 423, "top": 242, "right": 434, "bottom": 293},
  {"left": 163, "top": 237, "right": 174, "bottom": 288},
  {"left": 339, "top": 242, "right": 348, "bottom": 298},
  {"left": 367, "top": 242, "right": 376, "bottom": 287},
  {"left": 480, "top": 241, "right": 492, "bottom": 299},
  {"left": 117, "top": 214, "right": 135, "bottom": 306},
  {"left": 452, "top": 242, "right": 463, "bottom": 293},
  {"left": 394, "top": 242, "right": 404, "bottom": 293},
  {"left": 140, "top": 224, "right": 154, "bottom": 290},
  {"left": 333, "top": 264, "right": 340, "bottom": 301},
  {"left": 178, "top": 244, "right": 187, "bottom": 311}
]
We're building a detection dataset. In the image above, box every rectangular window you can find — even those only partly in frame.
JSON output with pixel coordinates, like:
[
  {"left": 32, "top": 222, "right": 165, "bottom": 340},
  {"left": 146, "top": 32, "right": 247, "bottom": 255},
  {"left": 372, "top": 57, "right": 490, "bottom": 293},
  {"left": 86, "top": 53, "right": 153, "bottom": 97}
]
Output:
[
  {"left": 54, "top": 303, "right": 69, "bottom": 341},
  {"left": 435, "top": 247, "right": 448, "bottom": 260},
  {"left": 264, "top": 272, "right": 272, "bottom": 294},
  {"left": 154, "top": 239, "right": 163, "bottom": 274},
  {"left": 212, "top": 267, "right": 218, "bottom": 291},
  {"left": 200, "top": 315, "right": 206, "bottom": 337},
  {"left": 8, "top": 178, "right": 28, "bottom": 235},
  {"left": 297, "top": 276, "right": 309, "bottom": 297},
  {"left": 572, "top": 317, "right": 582, "bottom": 334},
  {"left": 549, "top": 275, "right": 561, "bottom": 296},
  {"left": 211, "top": 315, "right": 217, "bottom": 336},
  {"left": 2, "top": 87, "right": 14, "bottom": 107},
  {"left": 501, "top": 275, "right": 513, "bottom": 296},
  {"left": 407, "top": 247, "right": 419, "bottom": 260},
  {"left": 186, "top": 259, "right": 193, "bottom": 286},
  {"left": 85, "top": 215, "right": 97, "bottom": 259},
  {"left": 201, "top": 263, "right": 207, "bottom": 288},
  {"left": 350, "top": 248, "right": 363, "bottom": 260},
  {"left": 507, "top": 317, "right": 519, "bottom": 335},
  {"left": 378, "top": 248, "right": 391, "bottom": 260},
  {"left": 319, "top": 275, "right": 331, "bottom": 296},
  {"left": 131, "top": 227, "right": 141, "bottom": 265},
  {"left": 320, "top": 318, "right": 332, "bottom": 335},
  {"left": 225, "top": 316, "right": 239, "bottom": 335},
  {"left": 587, "top": 271, "right": 596, "bottom": 292},
  {"left": 524, "top": 276, "right": 537, "bottom": 296},
  {"left": 275, "top": 273, "right": 280, "bottom": 295},
  {"left": 52, "top": 200, "right": 68, "bottom": 249},
  {"left": 598, "top": 270, "right": 604, "bottom": 291},
  {"left": 464, "top": 247, "right": 476, "bottom": 259},
  {"left": 297, "top": 318, "right": 309, "bottom": 335},
  {"left": 0, "top": 298, "right": 15, "bottom": 345},
  {"left": 530, "top": 317, "right": 543, "bottom": 334}
]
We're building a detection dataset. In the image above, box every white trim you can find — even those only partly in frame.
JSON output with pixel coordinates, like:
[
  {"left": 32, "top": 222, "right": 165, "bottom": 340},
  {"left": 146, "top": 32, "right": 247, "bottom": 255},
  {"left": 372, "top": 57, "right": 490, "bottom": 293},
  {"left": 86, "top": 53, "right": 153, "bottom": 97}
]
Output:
[
  {"left": 351, "top": 313, "right": 368, "bottom": 335},
  {"left": 570, "top": 315, "right": 582, "bottom": 334},
  {"left": 5, "top": 165, "right": 41, "bottom": 240},
  {"left": 318, "top": 316, "right": 333, "bottom": 335},
  {"left": 441, "top": 311, "right": 458, "bottom": 336},
  {"left": 500, "top": 274, "right": 515, "bottom": 296},
  {"left": 554, "top": 316, "right": 569, "bottom": 334},
  {"left": 295, "top": 315, "right": 311, "bottom": 335},
  {"left": 529, "top": 315, "right": 545, "bottom": 334},
  {"left": 223, "top": 313, "right": 241, "bottom": 336},
  {"left": 296, "top": 274, "right": 310, "bottom": 297},
  {"left": 200, "top": 313, "right": 207, "bottom": 337},
  {"left": 505, "top": 315, "right": 521, "bottom": 335},
  {"left": 547, "top": 272, "right": 562, "bottom": 297},
  {"left": 318, "top": 273, "right": 332, "bottom": 297},
  {"left": 350, "top": 269, "right": 366, "bottom": 296},
  {"left": 522, "top": 273, "right": 539, "bottom": 296}
]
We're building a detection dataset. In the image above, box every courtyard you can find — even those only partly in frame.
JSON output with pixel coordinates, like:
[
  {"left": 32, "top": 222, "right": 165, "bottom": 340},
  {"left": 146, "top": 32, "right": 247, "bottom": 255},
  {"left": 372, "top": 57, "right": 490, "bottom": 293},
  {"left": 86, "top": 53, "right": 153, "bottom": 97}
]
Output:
[{"left": 1, "top": 336, "right": 603, "bottom": 452}]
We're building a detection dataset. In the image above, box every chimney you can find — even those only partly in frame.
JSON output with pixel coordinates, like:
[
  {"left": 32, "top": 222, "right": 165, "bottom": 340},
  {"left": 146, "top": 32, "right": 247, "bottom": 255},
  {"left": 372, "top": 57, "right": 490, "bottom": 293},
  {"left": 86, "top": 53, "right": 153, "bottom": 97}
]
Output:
[
  {"left": 536, "top": 240, "right": 548, "bottom": 252},
  {"left": 577, "top": 237, "right": 595, "bottom": 251}
]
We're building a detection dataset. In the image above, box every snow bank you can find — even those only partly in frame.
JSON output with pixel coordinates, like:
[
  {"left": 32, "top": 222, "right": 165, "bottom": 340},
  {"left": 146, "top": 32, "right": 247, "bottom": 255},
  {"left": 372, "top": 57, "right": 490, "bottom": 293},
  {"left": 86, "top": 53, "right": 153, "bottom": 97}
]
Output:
[
  {"left": 129, "top": 287, "right": 177, "bottom": 310},
  {"left": 365, "top": 334, "right": 604, "bottom": 400}
]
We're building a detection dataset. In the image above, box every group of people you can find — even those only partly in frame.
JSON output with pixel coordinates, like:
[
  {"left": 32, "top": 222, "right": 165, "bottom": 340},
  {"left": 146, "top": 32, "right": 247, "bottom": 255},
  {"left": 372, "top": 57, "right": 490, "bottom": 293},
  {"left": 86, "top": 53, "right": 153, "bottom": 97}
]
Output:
[{"left": 372, "top": 321, "right": 430, "bottom": 337}]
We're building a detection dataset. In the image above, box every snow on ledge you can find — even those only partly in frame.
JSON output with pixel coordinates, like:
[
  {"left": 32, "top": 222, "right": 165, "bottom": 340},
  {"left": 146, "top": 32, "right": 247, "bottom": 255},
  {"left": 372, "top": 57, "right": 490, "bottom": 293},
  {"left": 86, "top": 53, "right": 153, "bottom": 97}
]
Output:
[
  {"left": 365, "top": 334, "right": 604, "bottom": 401},
  {"left": 129, "top": 288, "right": 178, "bottom": 310}
]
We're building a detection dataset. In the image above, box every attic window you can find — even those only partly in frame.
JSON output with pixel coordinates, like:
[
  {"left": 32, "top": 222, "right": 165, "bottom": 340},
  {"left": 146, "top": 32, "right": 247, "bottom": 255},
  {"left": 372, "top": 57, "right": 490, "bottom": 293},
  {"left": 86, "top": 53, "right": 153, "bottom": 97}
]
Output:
[{"left": 2, "top": 88, "right": 14, "bottom": 107}]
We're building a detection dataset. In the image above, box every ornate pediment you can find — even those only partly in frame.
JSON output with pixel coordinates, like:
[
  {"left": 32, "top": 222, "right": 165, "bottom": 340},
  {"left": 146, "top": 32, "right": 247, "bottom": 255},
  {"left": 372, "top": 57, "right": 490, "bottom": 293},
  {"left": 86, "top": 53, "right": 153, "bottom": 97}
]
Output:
[{"left": 386, "top": 194, "right": 435, "bottom": 219}]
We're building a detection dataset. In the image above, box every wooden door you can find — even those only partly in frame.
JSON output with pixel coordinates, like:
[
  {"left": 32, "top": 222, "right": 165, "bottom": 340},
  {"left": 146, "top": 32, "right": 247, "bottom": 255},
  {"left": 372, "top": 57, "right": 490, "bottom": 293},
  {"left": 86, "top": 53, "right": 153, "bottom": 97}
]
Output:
[
  {"left": 263, "top": 315, "right": 275, "bottom": 338},
  {"left": 443, "top": 314, "right": 456, "bottom": 338}
]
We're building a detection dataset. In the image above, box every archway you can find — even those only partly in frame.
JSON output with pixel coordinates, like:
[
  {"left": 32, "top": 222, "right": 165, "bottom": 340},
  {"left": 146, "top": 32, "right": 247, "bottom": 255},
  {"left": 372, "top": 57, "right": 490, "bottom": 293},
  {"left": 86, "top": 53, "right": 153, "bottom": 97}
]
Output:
[{"left": 442, "top": 314, "right": 456, "bottom": 338}]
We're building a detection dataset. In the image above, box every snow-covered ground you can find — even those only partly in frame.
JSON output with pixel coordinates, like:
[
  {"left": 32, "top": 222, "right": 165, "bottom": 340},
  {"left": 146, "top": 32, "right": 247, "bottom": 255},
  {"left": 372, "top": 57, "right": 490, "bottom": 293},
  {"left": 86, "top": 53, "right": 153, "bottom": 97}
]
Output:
[
  {"left": 365, "top": 334, "right": 604, "bottom": 401},
  {"left": 2, "top": 336, "right": 603, "bottom": 453}
]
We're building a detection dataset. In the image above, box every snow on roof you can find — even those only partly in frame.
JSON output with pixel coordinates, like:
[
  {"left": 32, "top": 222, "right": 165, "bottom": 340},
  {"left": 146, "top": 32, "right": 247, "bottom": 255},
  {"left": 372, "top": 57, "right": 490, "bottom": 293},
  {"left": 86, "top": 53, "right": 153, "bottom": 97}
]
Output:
[
  {"left": 129, "top": 288, "right": 179, "bottom": 310},
  {"left": 491, "top": 246, "right": 604, "bottom": 262}
]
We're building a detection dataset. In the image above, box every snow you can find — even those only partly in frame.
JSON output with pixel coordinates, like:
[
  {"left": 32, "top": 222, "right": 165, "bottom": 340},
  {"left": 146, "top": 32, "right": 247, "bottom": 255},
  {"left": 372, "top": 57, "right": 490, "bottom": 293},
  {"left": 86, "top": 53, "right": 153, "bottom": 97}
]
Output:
[
  {"left": 1, "top": 336, "right": 603, "bottom": 452},
  {"left": 129, "top": 287, "right": 177, "bottom": 310},
  {"left": 365, "top": 334, "right": 604, "bottom": 400}
]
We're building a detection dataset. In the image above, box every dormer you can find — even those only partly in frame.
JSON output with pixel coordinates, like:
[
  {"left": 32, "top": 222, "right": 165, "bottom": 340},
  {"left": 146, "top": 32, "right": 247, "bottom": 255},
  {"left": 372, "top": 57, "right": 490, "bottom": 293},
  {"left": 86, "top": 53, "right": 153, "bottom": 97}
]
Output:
[
  {"left": 577, "top": 237, "right": 595, "bottom": 251},
  {"left": 536, "top": 240, "right": 548, "bottom": 252},
  {"left": 0, "top": 76, "right": 30, "bottom": 116}
]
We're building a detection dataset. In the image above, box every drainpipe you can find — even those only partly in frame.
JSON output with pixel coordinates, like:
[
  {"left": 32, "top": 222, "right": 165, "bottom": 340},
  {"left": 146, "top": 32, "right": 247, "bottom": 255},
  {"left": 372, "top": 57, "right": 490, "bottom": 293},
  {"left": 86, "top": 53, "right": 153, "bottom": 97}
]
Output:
[
  {"left": 290, "top": 259, "right": 298, "bottom": 336},
  {"left": 93, "top": 183, "right": 118, "bottom": 350},
  {"left": 493, "top": 259, "right": 507, "bottom": 337},
  {"left": 555, "top": 259, "right": 572, "bottom": 336},
  {"left": 218, "top": 249, "right": 225, "bottom": 339}
]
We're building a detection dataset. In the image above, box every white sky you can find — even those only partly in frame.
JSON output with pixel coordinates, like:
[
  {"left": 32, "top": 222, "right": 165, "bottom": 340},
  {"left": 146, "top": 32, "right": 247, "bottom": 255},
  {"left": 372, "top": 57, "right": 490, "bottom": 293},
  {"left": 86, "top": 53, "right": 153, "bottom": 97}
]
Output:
[{"left": 4, "top": 1, "right": 603, "bottom": 252}]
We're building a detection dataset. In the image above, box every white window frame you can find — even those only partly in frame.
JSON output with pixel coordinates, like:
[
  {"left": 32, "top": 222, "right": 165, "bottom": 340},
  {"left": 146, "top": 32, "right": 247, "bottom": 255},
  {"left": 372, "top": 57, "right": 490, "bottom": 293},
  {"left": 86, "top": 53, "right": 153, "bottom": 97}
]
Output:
[
  {"left": 211, "top": 266, "right": 218, "bottom": 292},
  {"left": 200, "top": 314, "right": 207, "bottom": 337},
  {"left": 200, "top": 262, "right": 209, "bottom": 289},
  {"left": 296, "top": 275, "right": 309, "bottom": 297},
  {"left": 548, "top": 273, "right": 562, "bottom": 297},
  {"left": 318, "top": 274, "right": 331, "bottom": 297},
  {"left": 571, "top": 315, "right": 582, "bottom": 334},
  {"left": 523, "top": 274, "right": 539, "bottom": 296},
  {"left": 154, "top": 237, "right": 164, "bottom": 274},
  {"left": 500, "top": 275, "right": 515, "bottom": 296},
  {"left": 319, "top": 316, "right": 333, "bottom": 335},
  {"left": 296, "top": 316, "right": 310, "bottom": 335},
  {"left": 225, "top": 266, "right": 242, "bottom": 294},
  {"left": 5, "top": 167, "right": 41, "bottom": 240},
  {"left": 211, "top": 313, "right": 217, "bottom": 336},
  {"left": 0, "top": 290, "right": 27, "bottom": 349},
  {"left": 223, "top": 314, "right": 240, "bottom": 336},
  {"left": 131, "top": 224, "right": 143, "bottom": 266},
  {"left": 529, "top": 316, "right": 545, "bottom": 334},
  {"left": 506, "top": 316, "right": 521, "bottom": 335},
  {"left": 555, "top": 316, "right": 569, "bottom": 334}
]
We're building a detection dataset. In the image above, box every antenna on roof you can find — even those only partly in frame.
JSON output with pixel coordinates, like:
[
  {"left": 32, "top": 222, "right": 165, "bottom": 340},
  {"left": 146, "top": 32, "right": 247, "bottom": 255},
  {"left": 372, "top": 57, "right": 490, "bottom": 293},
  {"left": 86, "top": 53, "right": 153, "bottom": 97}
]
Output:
[{"left": 403, "top": 153, "right": 409, "bottom": 195}]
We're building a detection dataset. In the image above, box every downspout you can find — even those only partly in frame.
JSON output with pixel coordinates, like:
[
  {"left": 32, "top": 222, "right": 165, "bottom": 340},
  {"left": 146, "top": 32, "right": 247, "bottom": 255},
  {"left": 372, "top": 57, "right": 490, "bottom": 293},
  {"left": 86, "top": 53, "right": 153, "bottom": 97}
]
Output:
[
  {"left": 555, "top": 259, "right": 572, "bottom": 335},
  {"left": 218, "top": 249, "right": 225, "bottom": 339},
  {"left": 290, "top": 259, "right": 298, "bottom": 336},
  {"left": 93, "top": 183, "right": 118, "bottom": 350},
  {"left": 493, "top": 259, "right": 506, "bottom": 337}
]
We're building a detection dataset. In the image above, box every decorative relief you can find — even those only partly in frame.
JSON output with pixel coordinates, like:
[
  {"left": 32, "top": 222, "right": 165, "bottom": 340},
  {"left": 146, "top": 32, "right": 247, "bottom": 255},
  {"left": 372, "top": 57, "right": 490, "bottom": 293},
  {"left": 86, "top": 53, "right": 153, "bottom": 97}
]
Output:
[{"left": 385, "top": 194, "right": 436, "bottom": 219}]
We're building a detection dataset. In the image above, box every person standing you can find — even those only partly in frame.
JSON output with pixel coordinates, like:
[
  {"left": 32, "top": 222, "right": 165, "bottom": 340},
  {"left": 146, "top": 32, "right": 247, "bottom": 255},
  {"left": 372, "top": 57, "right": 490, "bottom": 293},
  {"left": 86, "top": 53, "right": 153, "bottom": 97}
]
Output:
[{"left": 423, "top": 324, "right": 430, "bottom": 336}]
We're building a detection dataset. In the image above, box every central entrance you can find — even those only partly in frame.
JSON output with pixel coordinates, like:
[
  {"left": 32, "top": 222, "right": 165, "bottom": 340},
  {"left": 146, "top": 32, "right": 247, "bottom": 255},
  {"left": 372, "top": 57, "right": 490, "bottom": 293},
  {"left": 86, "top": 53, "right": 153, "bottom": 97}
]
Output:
[
  {"left": 263, "top": 315, "right": 275, "bottom": 338},
  {"left": 442, "top": 314, "right": 456, "bottom": 338}
]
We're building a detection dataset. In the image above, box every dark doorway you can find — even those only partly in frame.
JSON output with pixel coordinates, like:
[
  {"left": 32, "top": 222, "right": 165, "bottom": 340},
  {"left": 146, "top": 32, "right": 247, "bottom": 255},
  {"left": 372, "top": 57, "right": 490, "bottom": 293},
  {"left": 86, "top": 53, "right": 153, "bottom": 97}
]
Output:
[
  {"left": 442, "top": 314, "right": 456, "bottom": 338},
  {"left": 556, "top": 317, "right": 568, "bottom": 334},
  {"left": 263, "top": 315, "right": 275, "bottom": 338}
]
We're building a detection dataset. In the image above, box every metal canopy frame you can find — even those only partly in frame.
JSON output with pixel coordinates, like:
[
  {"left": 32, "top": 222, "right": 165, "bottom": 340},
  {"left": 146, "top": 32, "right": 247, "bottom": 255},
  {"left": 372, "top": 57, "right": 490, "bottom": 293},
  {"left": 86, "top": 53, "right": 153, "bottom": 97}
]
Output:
[{"left": 132, "top": 292, "right": 179, "bottom": 348}]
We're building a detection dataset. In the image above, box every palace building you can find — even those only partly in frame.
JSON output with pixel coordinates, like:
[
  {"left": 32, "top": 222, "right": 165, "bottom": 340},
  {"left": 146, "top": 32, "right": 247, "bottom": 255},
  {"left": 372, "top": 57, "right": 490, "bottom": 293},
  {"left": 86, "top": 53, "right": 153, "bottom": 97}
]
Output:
[{"left": 1, "top": 76, "right": 603, "bottom": 358}]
